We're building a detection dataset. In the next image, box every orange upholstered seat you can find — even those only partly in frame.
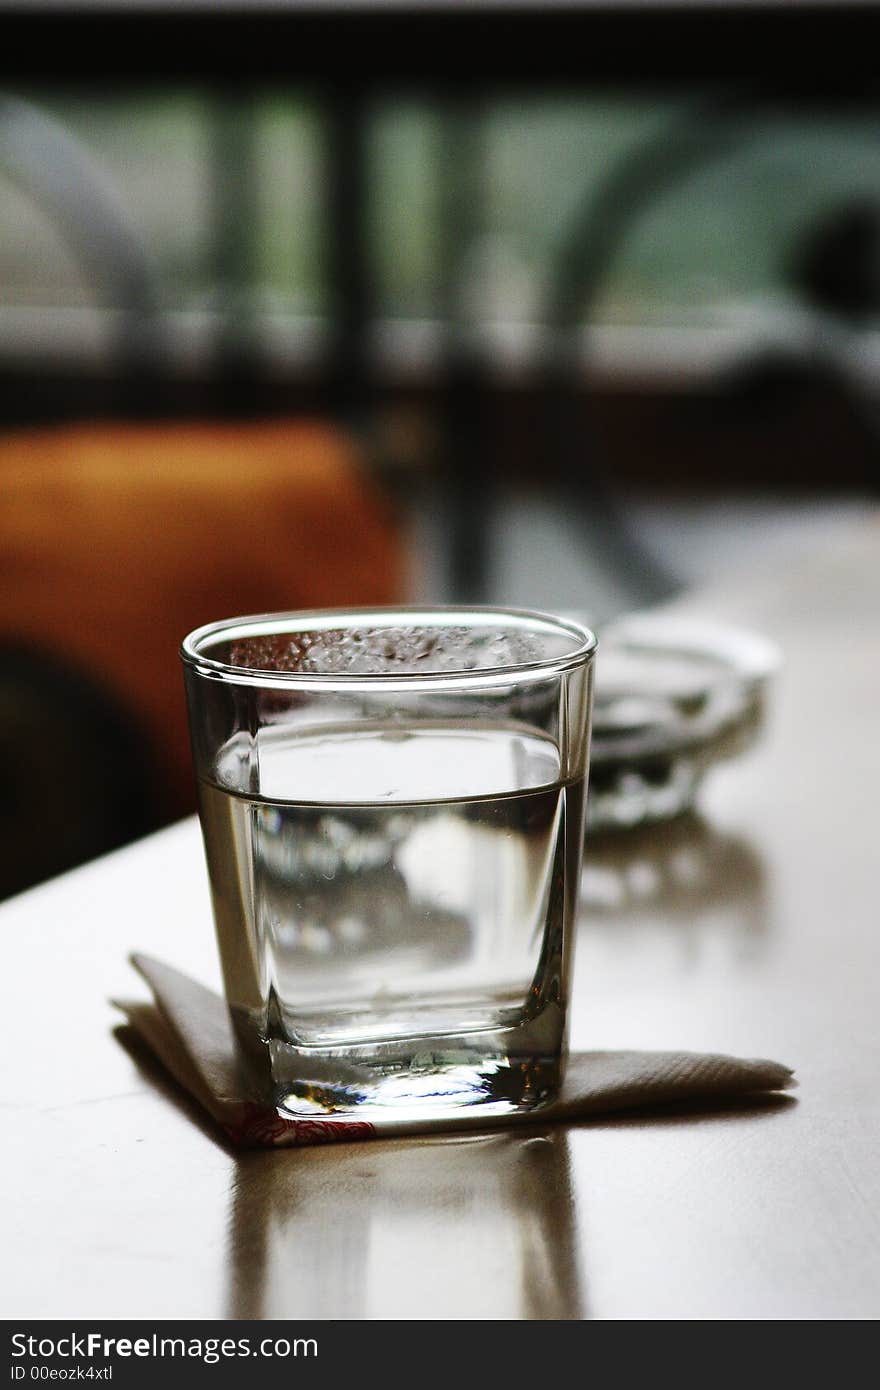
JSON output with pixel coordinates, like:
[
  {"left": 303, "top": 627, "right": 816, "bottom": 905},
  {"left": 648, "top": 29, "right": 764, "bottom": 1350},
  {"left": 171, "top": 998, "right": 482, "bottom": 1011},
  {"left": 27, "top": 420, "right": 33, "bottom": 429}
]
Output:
[{"left": 0, "top": 420, "right": 403, "bottom": 819}]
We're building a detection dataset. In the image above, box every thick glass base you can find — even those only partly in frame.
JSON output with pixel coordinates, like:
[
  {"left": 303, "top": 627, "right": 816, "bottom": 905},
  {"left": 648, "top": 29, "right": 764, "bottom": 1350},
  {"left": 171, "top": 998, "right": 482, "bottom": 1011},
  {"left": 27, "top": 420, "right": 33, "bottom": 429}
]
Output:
[{"left": 234, "top": 1004, "right": 566, "bottom": 1125}]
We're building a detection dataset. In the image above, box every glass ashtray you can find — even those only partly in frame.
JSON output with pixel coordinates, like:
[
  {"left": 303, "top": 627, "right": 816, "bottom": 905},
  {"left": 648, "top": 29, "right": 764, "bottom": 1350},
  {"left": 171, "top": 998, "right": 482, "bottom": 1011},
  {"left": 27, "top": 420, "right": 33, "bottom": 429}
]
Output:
[{"left": 587, "top": 614, "right": 779, "bottom": 832}]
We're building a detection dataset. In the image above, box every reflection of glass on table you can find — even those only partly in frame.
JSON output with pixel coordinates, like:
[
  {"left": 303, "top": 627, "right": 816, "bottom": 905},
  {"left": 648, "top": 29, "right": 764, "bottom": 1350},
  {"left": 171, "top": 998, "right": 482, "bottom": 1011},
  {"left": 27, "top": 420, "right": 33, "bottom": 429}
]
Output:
[{"left": 226, "top": 1128, "right": 584, "bottom": 1320}]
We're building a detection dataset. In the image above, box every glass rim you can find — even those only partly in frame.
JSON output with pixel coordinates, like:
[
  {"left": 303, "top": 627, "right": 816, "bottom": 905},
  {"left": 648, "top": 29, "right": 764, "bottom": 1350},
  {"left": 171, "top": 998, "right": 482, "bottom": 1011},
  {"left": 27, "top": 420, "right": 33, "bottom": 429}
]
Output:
[{"left": 180, "top": 605, "right": 597, "bottom": 691}]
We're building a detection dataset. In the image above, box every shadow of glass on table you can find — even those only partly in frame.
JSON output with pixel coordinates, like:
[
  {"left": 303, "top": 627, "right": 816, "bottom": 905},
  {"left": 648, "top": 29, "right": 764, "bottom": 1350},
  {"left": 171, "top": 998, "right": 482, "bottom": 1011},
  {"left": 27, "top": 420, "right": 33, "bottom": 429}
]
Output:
[{"left": 224, "top": 1127, "right": 585, "bottom": 1321}]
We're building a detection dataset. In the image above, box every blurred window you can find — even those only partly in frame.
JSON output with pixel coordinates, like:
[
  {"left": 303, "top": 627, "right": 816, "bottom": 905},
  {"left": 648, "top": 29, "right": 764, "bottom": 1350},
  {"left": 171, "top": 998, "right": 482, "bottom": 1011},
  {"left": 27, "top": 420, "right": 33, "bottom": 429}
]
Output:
[{"left": 1, "top": 89, "right": 879, "bottom": 377}]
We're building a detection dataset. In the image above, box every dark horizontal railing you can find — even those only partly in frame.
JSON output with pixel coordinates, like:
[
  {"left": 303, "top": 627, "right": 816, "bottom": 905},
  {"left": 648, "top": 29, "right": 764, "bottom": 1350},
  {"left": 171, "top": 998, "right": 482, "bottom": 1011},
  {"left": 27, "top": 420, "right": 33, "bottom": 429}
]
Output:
[{"left": 1, "top": 6, "right": 879, "bottom": 85}]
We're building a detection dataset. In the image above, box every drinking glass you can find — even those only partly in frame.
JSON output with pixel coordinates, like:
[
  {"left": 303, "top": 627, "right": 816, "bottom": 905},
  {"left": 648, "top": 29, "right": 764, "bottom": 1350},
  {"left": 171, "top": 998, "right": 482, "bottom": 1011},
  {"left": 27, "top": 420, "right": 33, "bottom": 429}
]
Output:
[{"left": 181, "top": 607, "right": 596, "bottom": 1125}]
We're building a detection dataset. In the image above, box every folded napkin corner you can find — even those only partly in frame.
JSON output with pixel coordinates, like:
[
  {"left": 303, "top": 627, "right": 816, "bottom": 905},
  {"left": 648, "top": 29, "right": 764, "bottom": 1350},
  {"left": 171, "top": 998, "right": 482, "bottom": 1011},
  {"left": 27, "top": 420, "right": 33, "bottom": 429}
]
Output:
[{"left": 113, "top": 955, "right": 796, "bottom": 1149}]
